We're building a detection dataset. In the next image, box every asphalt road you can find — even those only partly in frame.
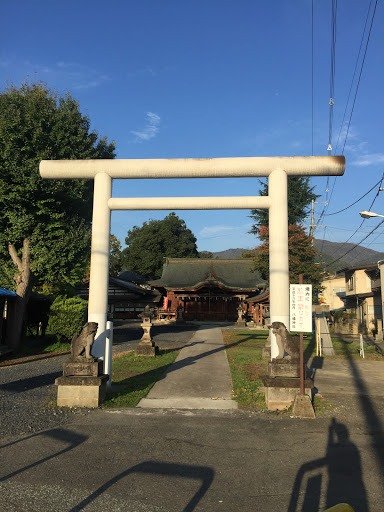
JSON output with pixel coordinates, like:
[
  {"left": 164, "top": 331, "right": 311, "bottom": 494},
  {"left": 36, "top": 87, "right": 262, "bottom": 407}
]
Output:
[{"left": 1, "top": 325, "right": 384, "bottom": 511}]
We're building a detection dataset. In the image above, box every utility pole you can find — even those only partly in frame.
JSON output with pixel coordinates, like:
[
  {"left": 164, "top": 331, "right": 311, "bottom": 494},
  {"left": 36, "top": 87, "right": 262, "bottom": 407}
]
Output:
[{"left": 308, "top": 199, "right": 327, "bottom": 242}]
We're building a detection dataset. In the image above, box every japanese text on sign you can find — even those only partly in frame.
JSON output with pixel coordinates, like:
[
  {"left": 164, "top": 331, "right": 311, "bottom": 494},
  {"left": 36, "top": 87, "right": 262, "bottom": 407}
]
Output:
[{"left": 290, "top": 284, "right": 312, "bottom": 333}]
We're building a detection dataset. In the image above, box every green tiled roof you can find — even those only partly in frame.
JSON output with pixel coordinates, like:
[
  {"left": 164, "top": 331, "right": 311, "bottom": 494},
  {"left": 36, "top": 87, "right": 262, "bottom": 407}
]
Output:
[{"left": 150, "top": 258, "right": 266, "bottom": 291}]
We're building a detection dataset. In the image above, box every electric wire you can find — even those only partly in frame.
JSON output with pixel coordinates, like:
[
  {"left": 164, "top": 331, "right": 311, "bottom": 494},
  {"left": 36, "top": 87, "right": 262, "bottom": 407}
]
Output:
[
  {"left": 325, "top": 177, "right": 382, "bottom": 216},
  {"left": 324, "top": 172, "right": 384, "bottom": 262},
  {"left": 315, "top": 0, "right": 379, "bottom": 254},
  {"left": 341, "top": 0, "right": 379, "bottom": 154},
  {"left": 334, "top": 0, "right": 373, "bottom": 153},
  {"left": 325, "top": 219, "right": 384, "bottom": 268},
  {"left": 312, "top": 0, "right": 314, "bottom": 156}
]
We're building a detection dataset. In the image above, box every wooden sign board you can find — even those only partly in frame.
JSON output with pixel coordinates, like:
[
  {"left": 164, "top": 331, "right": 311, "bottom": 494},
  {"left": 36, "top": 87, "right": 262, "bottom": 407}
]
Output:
[{"left": 290, "top": 284, "right": 312, "bottom": 333}]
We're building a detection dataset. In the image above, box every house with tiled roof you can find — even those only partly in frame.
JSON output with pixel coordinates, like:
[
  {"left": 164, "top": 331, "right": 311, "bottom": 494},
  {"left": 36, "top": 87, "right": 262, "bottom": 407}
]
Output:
[{"left": 150, "top": 258, "right": 267, "bottom": 322}]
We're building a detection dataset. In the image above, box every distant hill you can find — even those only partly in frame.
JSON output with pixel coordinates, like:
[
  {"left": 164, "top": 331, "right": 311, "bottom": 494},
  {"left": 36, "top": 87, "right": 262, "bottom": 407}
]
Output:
[
  {"left": 210, "top": 240, "right": 384, "bottom": 273},
  {"left": 313, "top": 239, "right": 384, "bottom": 273},
  {"left": 211, "top": 248, "right": 247, "bottom": 259}
]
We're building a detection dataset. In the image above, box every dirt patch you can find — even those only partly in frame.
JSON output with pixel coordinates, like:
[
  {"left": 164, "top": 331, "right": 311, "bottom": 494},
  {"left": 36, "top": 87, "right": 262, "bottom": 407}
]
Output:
[{"left": 244, "top": 363, "right": 267, "bottom": 381}]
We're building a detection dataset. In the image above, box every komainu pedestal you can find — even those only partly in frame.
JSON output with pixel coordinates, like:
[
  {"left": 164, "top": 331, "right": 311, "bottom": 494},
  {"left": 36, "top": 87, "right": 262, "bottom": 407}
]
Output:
[
  {"left": 55, "top": 322, "right": 109, "bottom": 408},
  {"left": 261, "top": 322, "right": 313, "bottom": 410}
]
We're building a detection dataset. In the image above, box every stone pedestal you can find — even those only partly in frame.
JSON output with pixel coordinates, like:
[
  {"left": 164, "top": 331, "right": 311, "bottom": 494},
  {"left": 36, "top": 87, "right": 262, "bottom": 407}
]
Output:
[
  {"left": 175, "top": 305, "right": 186, "bottom": 324},
  {"left": 136, "top": 341, "right": 159, "bottom": 356},
  {"left": 56, "top": 375, "right": 109, "bottom": 408},
  {"left": 261, "top": 331, "right": 271, "bottom": 359},
  {"left": 140, "top": 318, "right": 153, "bottom": 342},
  {"left": 235, "top": 305, "right": 246, "bottom": 327},
  {"left": 261, "top": 359, "right": 313, "bottom": 410},
  {"left": 56, "top": 357, "right": 109, "bottom": 408}
]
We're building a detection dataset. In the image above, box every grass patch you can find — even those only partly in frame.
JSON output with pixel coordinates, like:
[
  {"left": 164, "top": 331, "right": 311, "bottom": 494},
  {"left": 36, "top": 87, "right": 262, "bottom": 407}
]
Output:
[
  {"left": 102, "top": 349, "right": 178, "bottom": 408},
  {"left": 223, "top": 329, "right": 269, "bottom": 411},
  {"left": 16, "top": 335, "right": 70, "bottom": 355},
  {"left": 313, "top": 395, "right": 335, "bottom": 415},
  {"left": 303, "top": 334, "right": 382, "bottom": 361}
]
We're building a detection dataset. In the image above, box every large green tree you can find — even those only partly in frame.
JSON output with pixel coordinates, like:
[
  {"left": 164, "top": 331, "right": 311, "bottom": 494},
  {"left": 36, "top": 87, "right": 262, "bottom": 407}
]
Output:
[
  {"left": 249, "top": 176, "right": 319, "bottom": 233},
  {"left": 122, "top": 213, "right": 198, "bottom": 279},
  {"left": 246, "top": 224, "right": 325, "bottom": 298},
  {"left": 0, "top": 81, "right": 115, "bottom": 348}
]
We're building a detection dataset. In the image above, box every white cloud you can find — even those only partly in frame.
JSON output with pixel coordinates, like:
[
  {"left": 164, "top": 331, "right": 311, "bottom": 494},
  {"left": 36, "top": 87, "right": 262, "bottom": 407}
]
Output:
[
  {"left": 131, "top": 112, "right": 161, "bottom": 142},
  {"left": 352, "top": 153, "right": 384, "bottom": 167},
  {"left": 127, "top": 66, "right": 156, "bottom": 78},
  {"left": 19, "top": 60, "right": 110, "bottom": 90},
  {"left": 199, "top": 222, "right": 253, "bottom": 239}
]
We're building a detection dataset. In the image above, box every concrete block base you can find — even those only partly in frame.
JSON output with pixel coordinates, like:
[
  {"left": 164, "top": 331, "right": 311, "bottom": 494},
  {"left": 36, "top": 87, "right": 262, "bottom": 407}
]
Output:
[
  {"left": 55, "top": 375, "right": 108, "bottom": 408},
  {"left": 262, "top": 376, "right": 313, "bottom": 410},
  {"left": 292, "top": 393, "right": 316, "bottom": 418},
  {"left": 136, "top": 342, "right": 159, "bottom": 357}
]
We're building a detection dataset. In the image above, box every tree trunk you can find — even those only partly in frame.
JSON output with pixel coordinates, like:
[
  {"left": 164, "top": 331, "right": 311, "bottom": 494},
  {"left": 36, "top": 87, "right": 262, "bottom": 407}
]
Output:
[{"left": 6, "top": 240, "right": 33, "bottom": 350}]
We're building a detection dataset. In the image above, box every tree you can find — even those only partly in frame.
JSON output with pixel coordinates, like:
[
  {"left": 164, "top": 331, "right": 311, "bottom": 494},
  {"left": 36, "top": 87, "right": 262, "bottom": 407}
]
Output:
[
  {"left": 198, "top": 251, "right": 213, "bottom": 259},
  {"left": 0, "top": 81, "right": 115, "bottom": 348},
  {"left": 110, "top": 234, "right": 123, "bottom": 277},
  {"left": 249, "top": 177, "right": 319, "bottom": 233},
  {"left": 247, "top": 224, "right": 326, "bottom": 298},
  {"left": 122, "top": 213, "right": 198, "bottom": 279}
]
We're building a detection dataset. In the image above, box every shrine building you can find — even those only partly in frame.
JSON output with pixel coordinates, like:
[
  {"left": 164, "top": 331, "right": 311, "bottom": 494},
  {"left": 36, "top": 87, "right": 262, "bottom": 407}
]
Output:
[{"left": 150, "top": 258, "right": 267, "bottom": 322}]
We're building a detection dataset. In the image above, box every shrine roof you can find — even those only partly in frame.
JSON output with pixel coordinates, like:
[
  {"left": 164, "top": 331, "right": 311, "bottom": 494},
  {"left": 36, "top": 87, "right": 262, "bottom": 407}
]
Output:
[{"left": 150, "top": 258, "right": 266, "bottom": 291}]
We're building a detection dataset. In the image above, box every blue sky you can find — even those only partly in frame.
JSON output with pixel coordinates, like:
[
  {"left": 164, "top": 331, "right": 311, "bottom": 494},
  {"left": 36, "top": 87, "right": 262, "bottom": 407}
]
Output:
[{"left": 2, "top": 0, "right": 384, "bottom": 258}]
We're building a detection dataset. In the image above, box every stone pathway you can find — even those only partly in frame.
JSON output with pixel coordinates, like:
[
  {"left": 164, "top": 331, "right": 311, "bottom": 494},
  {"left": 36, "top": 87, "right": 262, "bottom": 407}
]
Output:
[{"left": 138, "top": 325, "right": 238, "bottom": 410}]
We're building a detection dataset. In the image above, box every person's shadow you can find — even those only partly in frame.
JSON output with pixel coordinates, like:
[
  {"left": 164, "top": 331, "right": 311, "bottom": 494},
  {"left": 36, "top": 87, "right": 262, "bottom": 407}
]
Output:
[{"left": 288, "top": 418, "right": 368, "bottom": 511}]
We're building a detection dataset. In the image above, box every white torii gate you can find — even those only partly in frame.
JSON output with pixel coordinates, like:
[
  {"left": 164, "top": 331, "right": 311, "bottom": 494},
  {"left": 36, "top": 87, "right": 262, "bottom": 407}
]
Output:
[{"left": 40, "top": 156, "right": 345, "bottom": 364}]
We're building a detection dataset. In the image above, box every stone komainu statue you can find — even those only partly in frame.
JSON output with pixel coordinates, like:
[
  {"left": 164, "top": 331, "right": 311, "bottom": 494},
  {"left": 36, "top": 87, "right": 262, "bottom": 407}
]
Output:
[
  {"left": 70, "top": 322, "right": 98, "bottom": 361},
  {"left": 268, "top": 321, "right": 300, "bottom": 360}
]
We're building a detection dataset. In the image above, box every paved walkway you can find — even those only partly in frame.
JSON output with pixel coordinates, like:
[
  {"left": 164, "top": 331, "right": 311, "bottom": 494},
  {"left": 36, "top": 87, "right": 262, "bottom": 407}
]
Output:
[{"left": 138, "top": 325, "right": 238, "bottom": 410}]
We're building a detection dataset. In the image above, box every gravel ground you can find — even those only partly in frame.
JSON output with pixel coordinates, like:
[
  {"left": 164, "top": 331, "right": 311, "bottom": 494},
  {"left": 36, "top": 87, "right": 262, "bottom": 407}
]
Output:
[
  {"left": 0, "top": 323, "right": 198, "bottom": 441},
  {"left": 0, "top": 354, "right": 93, "bottom": 440}
]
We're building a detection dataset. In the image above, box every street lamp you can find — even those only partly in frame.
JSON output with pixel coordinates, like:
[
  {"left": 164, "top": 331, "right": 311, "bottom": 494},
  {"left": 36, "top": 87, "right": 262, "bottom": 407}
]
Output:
[{"left": 359, "top": 210, "right": 384, "bottom": 219}]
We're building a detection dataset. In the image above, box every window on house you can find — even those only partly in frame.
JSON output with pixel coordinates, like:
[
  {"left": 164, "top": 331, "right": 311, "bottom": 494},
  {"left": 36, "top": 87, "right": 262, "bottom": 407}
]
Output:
[{"left": 347, "top": 276, "right": 354, "bottom": 291}]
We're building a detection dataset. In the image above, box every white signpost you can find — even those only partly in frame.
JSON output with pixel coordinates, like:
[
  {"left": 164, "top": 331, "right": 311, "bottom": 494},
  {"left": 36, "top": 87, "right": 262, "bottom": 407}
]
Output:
[
  {"left": 290, "top": 282, "right": 312, "bottom": 398},
  {"left": 290, "top": 284, "right": 313, "bottom": 333}
]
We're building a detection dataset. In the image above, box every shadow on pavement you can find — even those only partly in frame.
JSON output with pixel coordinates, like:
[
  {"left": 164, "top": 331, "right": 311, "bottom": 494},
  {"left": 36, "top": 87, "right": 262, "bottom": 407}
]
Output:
[
  {"left": 0, "top": 371, "right": 62, "bottom": 393},
  {"left": 288, "top": 418, "right": 368, "bottom": 511},
  {"left": 0, "top": 428, "right": 87, "bottom": 482},
  {"left": 68, "top": 460, "right": 214, "bottom": 512},
  {"left": 340, "top": 342, "right": 384, "bottom": 477}
]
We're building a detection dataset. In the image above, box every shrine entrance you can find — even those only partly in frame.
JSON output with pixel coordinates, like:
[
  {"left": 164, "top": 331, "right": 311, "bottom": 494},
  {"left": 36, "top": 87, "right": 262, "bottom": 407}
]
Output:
[{"left": 40, "top": 156, "right": 345, "bottom": 365}]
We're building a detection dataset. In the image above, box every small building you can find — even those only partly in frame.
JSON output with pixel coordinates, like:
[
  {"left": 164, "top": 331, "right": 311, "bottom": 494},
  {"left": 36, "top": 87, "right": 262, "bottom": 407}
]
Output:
[
  {"left": 321, "top": 264, "right": 382, "bottom": 335},
  {"left": 0, "top": 287, "right": 17, "bottom": 345},
  {"left": 150, "top": 258, "right": 267, "bottom": 322},
  {"left": 341, "top": 263, "right": 382, "bottom": 334},
  {"left": 78, "top": 273, "right": 162, "bottom": 320},
  {"left": 320, "top": 275, "right": 346, "bottom": 311}
]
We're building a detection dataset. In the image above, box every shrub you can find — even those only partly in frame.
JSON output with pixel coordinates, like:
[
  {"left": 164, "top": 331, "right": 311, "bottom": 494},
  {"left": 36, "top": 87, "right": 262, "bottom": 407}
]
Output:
[{"left": 47, "top": 296, "right": 88, "bottom": 341}]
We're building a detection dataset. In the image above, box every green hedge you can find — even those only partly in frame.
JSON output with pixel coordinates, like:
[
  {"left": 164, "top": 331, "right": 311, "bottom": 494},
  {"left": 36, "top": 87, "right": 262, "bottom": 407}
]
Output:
[{"left": 48, "top": 296, "right": 88, "bottom": 342}]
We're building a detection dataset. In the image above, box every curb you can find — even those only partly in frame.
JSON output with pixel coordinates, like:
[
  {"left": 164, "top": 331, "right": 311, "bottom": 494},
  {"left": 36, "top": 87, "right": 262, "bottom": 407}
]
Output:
[{"left": 0, "top": 351, "right": 70, "bottom": 368}]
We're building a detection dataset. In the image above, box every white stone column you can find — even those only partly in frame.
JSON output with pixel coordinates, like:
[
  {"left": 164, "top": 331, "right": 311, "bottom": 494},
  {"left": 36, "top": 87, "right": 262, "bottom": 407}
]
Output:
[
  {"left": 88, "top": 172, "right": 112, "bottom": 363},
  {"left": 268, "top": 168, "right": 289, "bottom": 359}
]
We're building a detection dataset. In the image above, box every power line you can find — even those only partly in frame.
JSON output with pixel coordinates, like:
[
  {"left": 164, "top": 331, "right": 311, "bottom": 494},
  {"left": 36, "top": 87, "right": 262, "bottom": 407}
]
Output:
[
  {"left": 341, "top": 0, "right": 379, "bottom": 154},
  {"left": 324, "top": 173, "right": 384, "bottom": 261},
  {"left": 325, "top": 177, "right": 382, "bottom": 216},
  {"left": 325, "top": 219, "right": 384, "bottom": 268},
  {"left": 334, "top": 0, "right": 374, "bottom": 153},
  {"left": 312, "top": 0, "right": 314, "bottom": 156},
  {"left": 316, "top": 1, "right": 378, "bottom": 241}
]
